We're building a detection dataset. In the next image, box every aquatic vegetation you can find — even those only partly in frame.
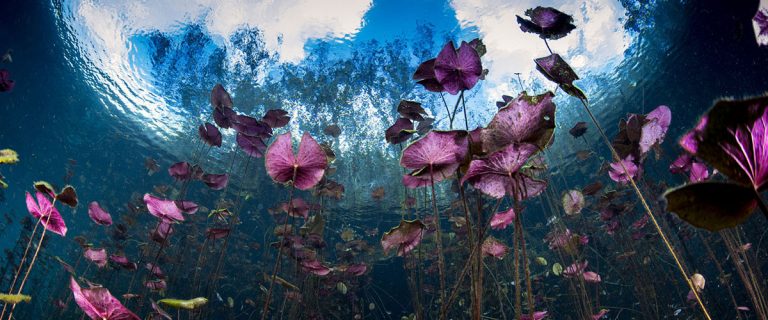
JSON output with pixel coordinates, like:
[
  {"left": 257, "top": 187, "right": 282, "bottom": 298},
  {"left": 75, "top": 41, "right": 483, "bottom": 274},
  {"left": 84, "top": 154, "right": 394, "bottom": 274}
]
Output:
[
  {"left": 197, "top": 122, "right": 222, "bottom": 147},
  {"left": 25, "top": 191, "right": 67, "bottom": 236},
  {"left": 87, "top": 201, "right": 113, "bottom": 226},
  {"left": 380, "top": 219, "right": 425, "bottom": 256},
  {"left": 0, "top": 69, "right": 13, "bottom": 92},
  {"left": 265, "top": 132, "right": 328, "bottom": 190},
  {"left": 385, "top": 118, "right": 416, "bottom": 144},
  {"left": 665, "top": 95, "right": 768, "bottom": 231},
  {"left": 157, "top": 297, "right": 208, "bottom": 310},
  {"left": 0, "top": 149, "right": 18, "bottom": 164},
  {"left": 516, "top": 6, "right": 576, "bottom": 40},
  {"left": 489, "top": 207, "right": 515, "bottom": 230},
  {"left": 84, "top": 247, "right": 108, "bottom": 268},
  {"left": 561, "top": 189, "right": 585, "bottom": 216},
  {"left": 482, "top": 91, "right": 556, "bottom": 153},
  {"left": 143, "top": 193, "right": 185, "bottom": 222},
  {"left": 433, "top": 41, "right": 483, "bottom": 95},
  {"left": 0, "top": 294, "right": 30, "bottom": 304},
  {"left": 461, "top": 143, "right": 546, "bottom": 200},
  {"left": 754, "top": 5, "right": 768, "bottom": 46},
  {"left": 70, "top": 277, "right": 139, "bottom": 320}
]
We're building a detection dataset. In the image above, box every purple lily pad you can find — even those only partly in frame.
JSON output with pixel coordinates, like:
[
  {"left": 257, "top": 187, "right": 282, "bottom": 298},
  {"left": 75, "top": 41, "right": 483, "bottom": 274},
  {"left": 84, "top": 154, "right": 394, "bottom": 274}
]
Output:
[
  {"left": 517, "top": 6, "right": 576, "bottom": 40},
  {"left": 754, "top": 7, "right": 768, "bottom": 46},
  {"left": 684, "top": 95, "right": 768, "bottom": 190},
  {"left": 88, "top": 201, "right": 113, "bottom": 226},
  {"left": 213, "top": 106, "right": 237, "bottom": 129},
  {"left": 151, "top": 220, "right": 174, "bottom": 244},
  {"left": 236, "top": 133, "right": 267, "bottom": 158},
  {"left": 482, "top": 236, "right": 509, "bottom": 259},
  {"left": 385, "top": 118, "right": 416, "bottom": 144},
  {"left": 434, "top": 41, "right": 483, "bottom": 95},
  {"left": 400, "top": 130, "right": 468, "bottom": 188},
  {"left": 639, "top": 105, "right": 671, "bottom": 154},
  {"left": 413, "top": 58, "right": 444, "bottom": 92},
  {"left": 143, "top": 193, "right": 184, "bottom": 222},
  {"left": 0, "top": 69, "right": 14, "bottom": 92},
  {"left": 569, "top": 122, "right": 588, "bottom": 138},
  {"left": 397, "top": 100, "right": 428, "bottom": 121},
  {"left": 168, "top": 162, "right": 191, "bottom": 181},
  {"left": 608, "top": 156, "right": 639, "bottom": 184},
  {"left": 262, "top": 109, "right": 290, "bottom": 128},
  {"left": 689, "top": 161, "right": 710, "bottom": 183},
  {"left": 490, "top": 207, "right": 516, "bottom": 230},
  {"left": 25, "top": 191, "right": 67, "bottom": 236},
  {"left": 460, "top": 143, "right": 547, "bottom": 200},
  {"left": 70, "top": 277, "right": 140, "bottom": 320},
  {"left": 109, "top": 254, "right": 137, "bottom": 270},
  {"left": 281, "top": 197, "right": 310, "bottom": 219},
  {"left": 201, "top": 173, "right": 229, "bottom": 190},
  {"left": 198, "top": 122, "right": 222, "bottom": 147},
  {"left": 381, "top": 219, "right": 425, "bottom": 256},
  {"left": 265, "top": 132, "right": 328, "bottom": 190},
  {"left": 206, "top": 228, "right": 231, "bottom": 240},
  {"left": 210, "top": 84, "right": 233, "bottom": 109},
  {"left": 300, "top": 259, "right": 331, "bottom": 276},
  {"left": 482, "top": 91, "right": 556, "bottom": 154},
  {"left": 232, "top": 114, "right": 272, "bottom": 138},
  {"left": 84, "top": 247, "right": 108, "bottom": 268}
]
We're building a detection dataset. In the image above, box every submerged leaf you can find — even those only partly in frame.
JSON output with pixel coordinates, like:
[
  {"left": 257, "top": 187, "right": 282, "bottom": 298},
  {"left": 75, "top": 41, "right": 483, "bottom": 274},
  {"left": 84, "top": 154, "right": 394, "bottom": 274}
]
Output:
[
  {"left": 26, "top": 191, "right": 67, "bottom": 236},
  {"left": 56, "top": 185, "right": 78, "bottom": 208},
  {"left": 434, "top": 41, "right": 483, "bottom": 95},
  {"left": 144, "top": 194, "right": 184, "bottom": 222},
  {"left": 461, "top": 143, "right": 546, "bottom": 200},
  {"left": 385, "top": 118, "right": 416, "bottom": 144},
  {"left": 381, "top": 219, "right": 425, "bottom": 256},
  {"left": 397, "top": 100, "right": 427, "bottom": 121},
  {"left": 70, "top": 277, "right": 139, "bottom": 320},
  {"left": 198, "top": 122, "right": 222, "bottom": 147},
  {"left": 665, "top": 182, "right": 757, "bottom": 231},
  {"left": 482, "top": 91, "right": 556, "bottom": 154},
  {"left": 0, "top": 293, "right": 31, "bottom": 304},
  {"left": 400, "top": 130, "right": 468, "bottom": 188},
  {"left": 490, "top": 207, "right": 516, "bottom": 230},
  {"left": 482, "top": 236, "right": 509, "bottom": 259},
  {"left": 157, "top": 298, "right": 208, "bottom": 310},
  {"left": 562, "top": 190, "right": 585, "bottom": 216},
  {"left": 262, "top": 109, "right": 290, "bottom": 128},
  {"left": 88, "top": 201, "right": 113, "bottom": 226},
  {"left": 265, "top": 133, "right": 328, "bottom": 190},
  {"left": 0, "top": 149, "right": 19, "bottom": 164}
]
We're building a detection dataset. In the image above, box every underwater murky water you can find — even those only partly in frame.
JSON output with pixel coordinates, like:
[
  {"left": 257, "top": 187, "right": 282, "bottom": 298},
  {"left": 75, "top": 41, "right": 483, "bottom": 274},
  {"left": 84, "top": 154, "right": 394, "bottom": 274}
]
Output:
[{"left": 1, "top": 0, "right": 768, "bottom": 319}]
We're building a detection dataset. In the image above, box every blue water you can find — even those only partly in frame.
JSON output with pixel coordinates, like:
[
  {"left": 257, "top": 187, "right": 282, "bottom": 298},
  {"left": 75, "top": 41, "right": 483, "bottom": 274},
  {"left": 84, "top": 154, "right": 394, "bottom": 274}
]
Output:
[{"left": 0, "top": 0, "right": 767, "bottom": 319}]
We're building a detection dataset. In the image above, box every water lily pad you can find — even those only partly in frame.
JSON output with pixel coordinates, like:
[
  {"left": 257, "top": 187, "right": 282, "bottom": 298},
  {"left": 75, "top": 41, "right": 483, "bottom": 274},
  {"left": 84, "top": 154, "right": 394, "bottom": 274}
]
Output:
[{"left": 664, "top": 182, "right": 757, "bottom": 231}]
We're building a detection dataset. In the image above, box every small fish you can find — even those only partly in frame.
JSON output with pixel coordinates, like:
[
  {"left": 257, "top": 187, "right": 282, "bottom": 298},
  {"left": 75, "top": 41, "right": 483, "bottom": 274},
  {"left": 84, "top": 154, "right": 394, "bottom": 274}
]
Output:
[
  {"left": 0, "top": 293, "right": 30, "bottom": 304},
  {"left": 157, "top": 297, "right": 208, "bottom": 310},
  {"left": 1, "top": 49, "right": 11, "bottom": 63},
  {"left": 227, "top": 297, "right": 234, "bottom": 308},
  {"left": 216, "top": 292, "right": 223, "bottom": 302},
  {"left": 122, "top": 293, "right": 141, "bottom": 299}
]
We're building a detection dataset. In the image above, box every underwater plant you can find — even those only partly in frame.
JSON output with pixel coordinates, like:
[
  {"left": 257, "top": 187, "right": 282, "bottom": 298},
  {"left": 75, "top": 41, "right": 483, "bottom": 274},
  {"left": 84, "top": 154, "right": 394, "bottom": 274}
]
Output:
[
  {"left": 70, "top": 276, "right": 139, "bottom": 320},
  {"left": 665, "top": 95, "right": 768, "bottom": 231},
  {"left": 518, "top": 6, "right": 713, "bottom": 318}
]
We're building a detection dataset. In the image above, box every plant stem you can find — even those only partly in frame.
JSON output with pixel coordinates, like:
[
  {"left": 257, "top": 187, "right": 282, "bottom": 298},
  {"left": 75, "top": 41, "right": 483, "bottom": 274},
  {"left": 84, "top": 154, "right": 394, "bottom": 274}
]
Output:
[
  {"left": 429, "top": 167, "right": 446, "bottom": 316},
  {"left": 262, "top": 177, "right": 297, "bottom": 320},
  {"left": 0, "top": 220, "right": 40, "bottom": 319},
  {"left": 518, "top": 218, "right": 534, "bottom": 318},
  {"left": 752, "top": 188, "right": 768, "bottom": 220},
  {"left": 577, "top": 97, "right": 712, "bottom": 320},
  {"left": 8, "top": 226, "right": 48, "bottom": 320}
]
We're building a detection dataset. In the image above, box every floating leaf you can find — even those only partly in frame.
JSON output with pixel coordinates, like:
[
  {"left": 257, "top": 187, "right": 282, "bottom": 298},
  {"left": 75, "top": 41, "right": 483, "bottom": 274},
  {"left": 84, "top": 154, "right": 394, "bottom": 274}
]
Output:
[{"left": 665, "top": 182, "right": 757, "bottom": 231}]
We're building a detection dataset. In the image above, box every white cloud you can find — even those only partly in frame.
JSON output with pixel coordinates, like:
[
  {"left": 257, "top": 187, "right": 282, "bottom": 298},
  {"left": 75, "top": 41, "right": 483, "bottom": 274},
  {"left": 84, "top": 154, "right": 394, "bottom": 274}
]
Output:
[{"left": 451, "top": 0, "right": 630, "bottom": 98}]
